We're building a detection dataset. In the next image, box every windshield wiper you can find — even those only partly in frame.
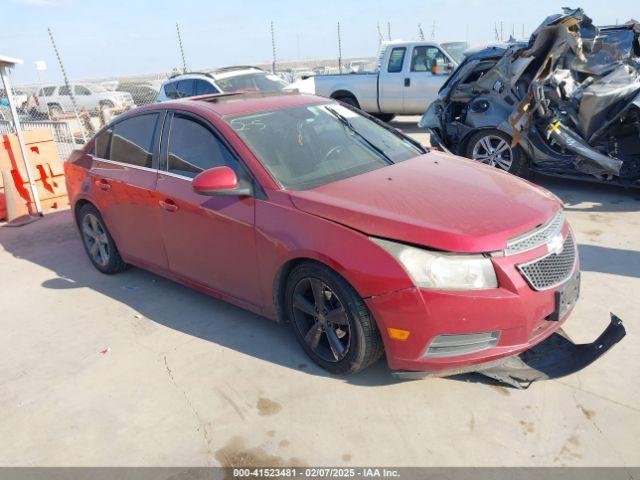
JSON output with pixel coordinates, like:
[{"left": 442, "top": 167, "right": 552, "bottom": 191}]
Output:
[{"left": 325, "top": 106, "right": 394, "bottom": 165}]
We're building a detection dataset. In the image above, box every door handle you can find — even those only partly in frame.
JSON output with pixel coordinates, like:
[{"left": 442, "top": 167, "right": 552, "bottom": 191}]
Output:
[
  {"left": 94, "top": 179, "right": 111, "bottom": 191},
  {"left": 404, "top": 78, "right": 411, "bottom": 87},
  {"left": 159, "top": 199, "right": 179, "bottom": 212}
]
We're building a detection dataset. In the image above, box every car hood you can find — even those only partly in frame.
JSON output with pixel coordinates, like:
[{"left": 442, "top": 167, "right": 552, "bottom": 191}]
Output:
[{"left": 288, "top": 153, "right": 560, "bottom": 253}]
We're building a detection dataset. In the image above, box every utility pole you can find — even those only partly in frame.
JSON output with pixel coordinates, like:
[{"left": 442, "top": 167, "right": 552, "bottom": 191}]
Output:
[
  {"left": 337, "top": 21, "right": 343, "bottom": 74},
  {"left": 431, "top": 20, "right": 436, "bottom": 40},
  {"left": 270, "top": 21, "right": 277, "bottom": 73},
  {"left": 176, "top": 23, "right": 188, "bottom": 73},
  {"left": 418, "top": 23, "right": 425, "bottom": 41},
  {"left": 47, "top": 27, "right": 86, "bottom": 143},
  {"left": 522, "top": 24, "right": 525, "bottom": 39},
  {"left": 500, "top": 21, "right": 504, "bottom": 41},
  {"left": 377, "top": 22, "right": 384, "bottom": 45},
  {"left": 387, "top": 21, "right": 391, "bottom": 41}
]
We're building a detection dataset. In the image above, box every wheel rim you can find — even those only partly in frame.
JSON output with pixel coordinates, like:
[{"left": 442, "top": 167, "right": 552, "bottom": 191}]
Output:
[
  {"left": 81, "top": 213, "right": 110, "bottom": 267},
  {"left": 471, "top": 135, "right": 513, "bottom": 171},
  {"left": 291, "top": 278, "right": 351, "bottom": 363}
]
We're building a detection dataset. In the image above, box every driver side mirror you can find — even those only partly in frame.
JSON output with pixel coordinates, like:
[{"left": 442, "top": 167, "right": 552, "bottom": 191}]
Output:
[{"left": 192, "top": 166, "right": 253, "bottom": 197}]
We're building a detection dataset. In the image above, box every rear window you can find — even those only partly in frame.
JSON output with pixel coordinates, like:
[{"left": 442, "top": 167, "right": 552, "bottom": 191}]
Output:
[
  {"left": 164, "top": 81, "right": 178, "bottom": 99},
  {"left": 94, "top": 128, "right": 112, "bottom": 159},
  {"left": 387, "top": 48, "right": 406, "bottom": 73},
  {"left": 109, "top": 114, "right": 159, "bottom": 168},
  {"left": 195, "top": 79, "right": 218, "bottom": 95},
  {"left": 164, "top": 79, "right": 195, "bottom": 99}
]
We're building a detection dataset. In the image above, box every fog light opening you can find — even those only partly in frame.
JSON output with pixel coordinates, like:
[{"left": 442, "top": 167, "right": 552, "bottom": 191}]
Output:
[{"left": 424, "top": 331, "right": 501, "bottom": 358}]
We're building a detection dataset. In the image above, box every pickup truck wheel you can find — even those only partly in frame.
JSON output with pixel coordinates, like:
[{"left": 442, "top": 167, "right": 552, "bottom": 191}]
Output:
[
  {"left": 286, "top": 262, "right": 384, "bottom": 375},
  {"left": 335, "top": 95, "right": 360, "bottom": 109},
  {"left": 465, "top": 130, "right": 528, "bottom": 177},
  {"left": 371, "top": 113, "right": 395, "bottom": 123}
]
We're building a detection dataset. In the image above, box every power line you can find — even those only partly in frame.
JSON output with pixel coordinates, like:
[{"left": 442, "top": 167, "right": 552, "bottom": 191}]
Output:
[{"left": 176, "top": 23, "right": 188, "bottom": 72}]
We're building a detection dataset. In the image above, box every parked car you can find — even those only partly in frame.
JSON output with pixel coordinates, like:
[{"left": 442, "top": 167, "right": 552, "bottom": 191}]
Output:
[
  {"left": 420, "top": 8, "right": 640, "bottom": 187},
  {"left": 116, "top": 81, "right": 160, "bottom": 107},
  {"left": 36, "top": 83, "right": 134, "bottom": 118},
  {"left": 155, "top": 67, "right": 289, "bottom": 102},
  {"left": 65, "top": 91, "right": 624, "bottom": 383},
  {"left": 289, "top": 40, "right": 466, "bottom": 121}
]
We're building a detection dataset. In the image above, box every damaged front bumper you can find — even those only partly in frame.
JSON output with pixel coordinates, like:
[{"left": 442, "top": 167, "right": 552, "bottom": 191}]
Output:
[{"left": 392, "top": 313, "right": 626, "bottom": 388}]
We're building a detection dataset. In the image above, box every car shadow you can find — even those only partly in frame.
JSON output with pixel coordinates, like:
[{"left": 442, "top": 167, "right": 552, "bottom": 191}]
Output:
[
  {"left": 578, "top": 244, "right": 640, "bottom": 279},
  {"left": 530, "top": 173, "right": 640, "bottom": 213},
  {"left": 0, "top": 210, "right": 418, "bottom": 388}
]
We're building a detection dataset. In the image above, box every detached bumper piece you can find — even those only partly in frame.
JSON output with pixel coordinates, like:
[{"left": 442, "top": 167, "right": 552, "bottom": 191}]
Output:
[{"left": 479, "top": 314, "right": 626, "bottom": 389}]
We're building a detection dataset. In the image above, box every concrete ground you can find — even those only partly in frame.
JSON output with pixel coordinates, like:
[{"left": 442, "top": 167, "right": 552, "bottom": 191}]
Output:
[{"left": 1, "top": 117, "right": 639, "bottom": 467}]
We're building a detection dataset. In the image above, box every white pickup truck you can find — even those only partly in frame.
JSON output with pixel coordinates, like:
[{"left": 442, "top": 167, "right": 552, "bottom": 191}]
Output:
[{"left": 291, "top": 40, "right": 467, "bottom": 121}]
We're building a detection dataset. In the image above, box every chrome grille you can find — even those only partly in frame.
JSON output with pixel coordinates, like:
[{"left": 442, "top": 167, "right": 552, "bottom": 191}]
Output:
[
  {"left": 517, "top": 232, "right": 577, "bottom": 290},
  {"left": 506, "top": 210, "right": 565, "bottom": 255}
]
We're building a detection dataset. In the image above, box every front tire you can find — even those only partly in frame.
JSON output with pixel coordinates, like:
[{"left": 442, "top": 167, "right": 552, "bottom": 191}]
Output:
[
  {"left": 465, "top": 129, "right": 528, "bottom": 177},
  {"left": 77, "top": 203, "right": 129, "bottom": 274},
  {"left": 285, "top": 262, "right": 384, "bottom": 375}
]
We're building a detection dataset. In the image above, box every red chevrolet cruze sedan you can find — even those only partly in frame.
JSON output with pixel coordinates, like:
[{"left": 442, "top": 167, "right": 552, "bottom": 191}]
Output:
[{"left": 65, "top": 92, "right": 580, "bottom": 377}]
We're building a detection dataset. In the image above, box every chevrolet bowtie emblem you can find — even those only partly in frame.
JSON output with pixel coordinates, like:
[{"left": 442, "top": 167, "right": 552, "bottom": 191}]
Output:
[{"left": 547, "top": 233, "right": 564, "bottom": 255}]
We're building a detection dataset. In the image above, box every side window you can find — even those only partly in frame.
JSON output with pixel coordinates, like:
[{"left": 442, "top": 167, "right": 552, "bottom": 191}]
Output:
[
  {"left": 175, "top": 79, "right": 194, "bottom": 98},
  {"left": 195, "top": 79, "right": 218, "bottom": 96},
  {"left": 40, "top": 86, "right": 55, "bottom": 96},
  {"left": 387, "top": 48, "right": 406, "bottom": 73},
  {"left": 75, "top": 85, "right": 91, "bottom": 96},
  {"left": 410, "top": 46, "right": 451, "bottom": 72},
  {"left": 164, "top": 81, "right": 179, "bottom": 99},
  {"left": 94, "top": 127, "right": 112, "bottom": 159},
  {"left": 167, "top": 116, "right": 236, "bottom": 178},
  {"left": 109, "top": 114, "right": 159, "bottom": 168},
  {"left": 59, "top": 86, "right": 71, "bottom": 96}
]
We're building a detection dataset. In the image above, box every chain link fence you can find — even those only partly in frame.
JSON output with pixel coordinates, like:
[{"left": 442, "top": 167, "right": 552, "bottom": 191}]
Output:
[{"left": 1, "top": 57, "right": 376, "bottom": 164}]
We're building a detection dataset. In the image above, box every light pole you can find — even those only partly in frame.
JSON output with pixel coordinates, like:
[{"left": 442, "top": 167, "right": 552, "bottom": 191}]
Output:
[{"left": 34, "top": 60, "right": 51, "bottom": 121}]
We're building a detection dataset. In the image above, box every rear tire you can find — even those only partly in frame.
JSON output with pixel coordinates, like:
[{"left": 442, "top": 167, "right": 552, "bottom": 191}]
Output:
[
  {"left": 285, "top": 262, "right": 384, "bottom": 375},
  {"left": 371, "top": 113, "right": 395, "bottom": 123},
  {"left": 464, "top": 129, "right": 528, "bottom": 177},
  {"left": 77, "top": 203, "right": 129, "bottom": 274},
  {"left": 335, "top": 95, "right": 360, "bottom": 109}
]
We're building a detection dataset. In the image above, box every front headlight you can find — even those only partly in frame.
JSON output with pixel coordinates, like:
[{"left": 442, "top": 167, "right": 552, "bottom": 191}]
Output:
[{"left": 371, "top": 238, "right": 498, "bottom": 290}]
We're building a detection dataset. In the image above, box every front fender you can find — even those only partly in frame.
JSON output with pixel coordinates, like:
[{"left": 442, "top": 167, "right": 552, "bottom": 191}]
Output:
[{"left": 255, "top": 198, "right": 414, "bottom": 319}]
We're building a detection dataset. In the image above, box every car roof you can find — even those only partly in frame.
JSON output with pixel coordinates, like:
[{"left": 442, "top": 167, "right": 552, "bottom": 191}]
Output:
[
  {"left": 164, "top": 67, "right": 264, "bottom": 83},
  {"left": 381, "top": 40, "right": 442, "bottom": 48},
  {"left": 212, "top": 68, "right": 265, "bottom": 80},
  {"left": 139, "top": 91, "right": 328, "bottom": 117}
]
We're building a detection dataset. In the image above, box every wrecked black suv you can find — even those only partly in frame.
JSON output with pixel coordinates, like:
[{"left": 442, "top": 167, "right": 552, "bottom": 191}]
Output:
[{"left": 420, "top": 8, "right": 640, "bottom": 187}]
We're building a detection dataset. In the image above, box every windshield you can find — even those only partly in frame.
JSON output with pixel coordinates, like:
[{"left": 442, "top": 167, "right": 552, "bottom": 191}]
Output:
[
  {"left": 227, "top": 103, "right": 424, "bottom": 190},
  {"left": 216, "top": 73, "right": 288, "bottom": 93},
  {"left": 441, "top": 42, "right": 469, "bottom": 63}
]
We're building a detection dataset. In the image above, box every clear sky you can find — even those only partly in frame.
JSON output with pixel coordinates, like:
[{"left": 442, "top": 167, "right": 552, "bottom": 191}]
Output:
[{"left": 1, "top": 0, "right": 637, "bottom": 85}]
